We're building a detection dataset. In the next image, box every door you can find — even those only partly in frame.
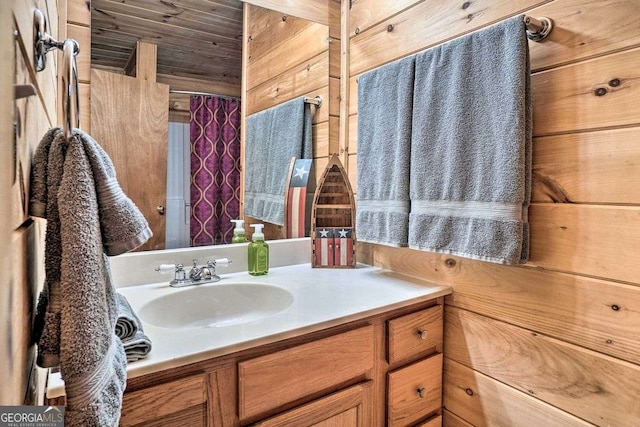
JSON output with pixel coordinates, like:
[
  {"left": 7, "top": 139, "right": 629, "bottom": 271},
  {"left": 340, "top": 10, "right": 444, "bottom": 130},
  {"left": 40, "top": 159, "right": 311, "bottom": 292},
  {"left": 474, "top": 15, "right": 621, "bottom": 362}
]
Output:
[
  {"left": 253, "top": 382, "right": 373, "bottom": 427},
  {"left": 90, "top": 69, "right": 169, "bottom": 251}
]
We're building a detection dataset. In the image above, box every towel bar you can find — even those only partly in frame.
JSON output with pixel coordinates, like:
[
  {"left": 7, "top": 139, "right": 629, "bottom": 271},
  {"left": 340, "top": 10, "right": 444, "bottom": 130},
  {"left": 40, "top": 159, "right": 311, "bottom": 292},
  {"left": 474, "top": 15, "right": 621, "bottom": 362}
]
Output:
[
  {"left": 524, "top": 16, "right": 553, "bottom": 42},
  {"left": 34, "top": 8, "right": 81, "bottom": 139}
]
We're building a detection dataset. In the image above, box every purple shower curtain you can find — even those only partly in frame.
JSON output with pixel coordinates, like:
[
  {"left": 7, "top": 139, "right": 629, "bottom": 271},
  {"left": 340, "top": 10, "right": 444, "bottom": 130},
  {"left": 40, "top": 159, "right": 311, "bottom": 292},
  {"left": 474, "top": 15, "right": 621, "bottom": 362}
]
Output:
[{"left": 190, "top": 95, "right": 241, "bottom": 246}]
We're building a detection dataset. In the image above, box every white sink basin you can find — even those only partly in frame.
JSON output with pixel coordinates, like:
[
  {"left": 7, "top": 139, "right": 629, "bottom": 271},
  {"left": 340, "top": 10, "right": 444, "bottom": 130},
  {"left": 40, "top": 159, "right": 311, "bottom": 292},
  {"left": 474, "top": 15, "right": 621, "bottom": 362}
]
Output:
[{"left": 139, "top": 283, "right": 293, "bottom": 329}]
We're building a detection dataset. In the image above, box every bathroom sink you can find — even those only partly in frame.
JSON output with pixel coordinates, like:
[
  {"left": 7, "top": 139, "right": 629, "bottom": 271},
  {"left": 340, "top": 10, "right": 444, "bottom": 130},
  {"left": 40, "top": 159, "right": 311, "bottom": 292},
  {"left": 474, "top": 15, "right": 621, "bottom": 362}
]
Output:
[{"left": 138, "top": 283, "right": 293, "bottom": 329}]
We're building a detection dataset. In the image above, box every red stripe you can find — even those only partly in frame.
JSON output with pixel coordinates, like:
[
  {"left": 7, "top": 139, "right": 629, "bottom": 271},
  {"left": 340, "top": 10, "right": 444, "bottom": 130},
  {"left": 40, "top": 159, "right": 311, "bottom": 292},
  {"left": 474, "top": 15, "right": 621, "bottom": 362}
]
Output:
[
  {"left": 297, "top": 188, "right": 306, "bottom": 237},
  {"left": 286, "top": 188, "right": 295, "bottom": 238}
]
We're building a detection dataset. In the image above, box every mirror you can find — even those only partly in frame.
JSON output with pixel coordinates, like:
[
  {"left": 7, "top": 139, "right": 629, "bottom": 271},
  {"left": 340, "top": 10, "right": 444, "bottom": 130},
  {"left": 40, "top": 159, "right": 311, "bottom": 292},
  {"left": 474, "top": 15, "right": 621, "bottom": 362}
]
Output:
[{"left": 90, "top": 1, "right": 336, "bottom": 249}]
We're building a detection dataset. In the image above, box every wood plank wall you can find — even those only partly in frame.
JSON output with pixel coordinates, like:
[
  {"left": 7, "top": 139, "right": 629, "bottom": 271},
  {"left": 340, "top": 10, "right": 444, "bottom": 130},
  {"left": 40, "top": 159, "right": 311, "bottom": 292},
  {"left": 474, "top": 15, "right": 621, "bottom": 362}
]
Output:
[
  {"left": 241, "top": 2, "right": 340, "bottom": 239},
  {"left": 4, "top": 0, "right": 61, "bottom": 405},
  {"left": 348, "top": 0, "right": 640, "bottom": 425}
]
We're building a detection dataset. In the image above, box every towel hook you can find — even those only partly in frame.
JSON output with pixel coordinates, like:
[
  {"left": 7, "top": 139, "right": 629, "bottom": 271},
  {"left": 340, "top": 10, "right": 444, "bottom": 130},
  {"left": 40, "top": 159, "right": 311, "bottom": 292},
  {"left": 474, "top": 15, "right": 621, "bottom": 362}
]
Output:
[{"left": 524, "top": 16, "right": 553, "bottom": 42}]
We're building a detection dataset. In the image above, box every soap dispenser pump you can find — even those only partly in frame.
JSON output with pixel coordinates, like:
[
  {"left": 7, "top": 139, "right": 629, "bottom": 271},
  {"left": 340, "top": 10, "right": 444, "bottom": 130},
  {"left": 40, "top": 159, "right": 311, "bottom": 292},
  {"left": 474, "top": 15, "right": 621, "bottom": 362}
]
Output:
[
  {"left": 230, "top": 219, "right": 246, "bottom": 243},
  {"left": 248, "top": 224, "right": 269, "bottom": 276}
]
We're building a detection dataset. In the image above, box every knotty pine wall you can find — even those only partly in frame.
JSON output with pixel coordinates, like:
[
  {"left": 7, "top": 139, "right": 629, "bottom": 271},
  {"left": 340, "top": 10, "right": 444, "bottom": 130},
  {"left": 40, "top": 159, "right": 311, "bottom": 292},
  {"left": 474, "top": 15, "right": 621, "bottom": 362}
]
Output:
[
  {"left": 241, "top": 2, "right": 340, "bottom": 238},
  {"left": 346, "top": 0, "right": 640, "bottom": 425},
  {"left": 3, "top": 0, "right": 65, "bottom": 405}
]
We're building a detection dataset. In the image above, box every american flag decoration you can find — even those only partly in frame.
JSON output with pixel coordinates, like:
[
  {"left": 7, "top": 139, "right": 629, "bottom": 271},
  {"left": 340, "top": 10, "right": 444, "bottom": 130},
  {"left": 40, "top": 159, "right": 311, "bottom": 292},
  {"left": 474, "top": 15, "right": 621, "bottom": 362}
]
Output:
[
  {"left": 284, "top": 158, "right": 315, "bottom": 238},
  {"left": 311, "top": 155, "right": 356, "bottom": 268}
]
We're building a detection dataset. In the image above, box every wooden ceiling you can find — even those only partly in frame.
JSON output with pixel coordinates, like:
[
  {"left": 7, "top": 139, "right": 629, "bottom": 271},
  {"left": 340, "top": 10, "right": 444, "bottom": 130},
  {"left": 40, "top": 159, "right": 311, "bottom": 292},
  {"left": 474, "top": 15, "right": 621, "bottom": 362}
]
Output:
[{"left": 91, "top": 0, "right": 243, "bottom": 95}]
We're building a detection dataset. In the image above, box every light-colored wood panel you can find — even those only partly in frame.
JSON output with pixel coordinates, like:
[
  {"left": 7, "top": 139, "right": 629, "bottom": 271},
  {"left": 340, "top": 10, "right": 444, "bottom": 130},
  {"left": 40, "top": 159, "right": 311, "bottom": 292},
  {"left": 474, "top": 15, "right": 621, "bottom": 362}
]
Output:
[
  {"left": 328, "top": 77, "right": 340, "bottom": 119},
  {"left": 90, "top": 70, "right": 168, "bottom": 251},
  {"left": 314, "top": 157, "right": 329, "bottom": 185},
  {"left": 349, "top": 0, "right": 423, "bottom": 37},
  {"left": 241, "top": 0, "right": 339, "bottom": 27},
  {"left": 120, "top": 374, "right": 206, "bottom": 426},
  {"left": 67, "top": 0, "right": 90, "bottom": 25},
  {"left": 445, "top": 307, "right": 640, "bottom": 426},
  {"left": 313, "top": 121, "right": 329, "bottom": 158},
  {"left": 329, "top": 115, "right": 339, "bottom": 156},
  {"left": 532, "top": 48, "right": 640, "bottom": 135},
  {"left": 528, "top": 0, "right": 640, "bottom": 71},
  {"left": 135, "top": 41, "right": 157, "bottom": 82},
  {"left": 348, "top": 114, "right": 357, "bottom": 154},
  {"left": 388, "top": 305, "right": 442, "bottom": 366},
  {"left": 347, "top": 154, "right": 357, "bottom": 191},
  {"left": 338, "top": 0, "right": 350, "bottom": 168},
  {"left": 415, "top": 415, "right": 442, "bottom": 427},
  {"left": 66, "top": 24, "right": 90, "bottom": 83},
  {"left": 254, "top": 382, "right": 373, "bottom": 427},
  {"left": 98, "top": 0, "right": 243, "bottom": 24},
  {"left": 443, "top": 410, "right": 474, "bottom": 427},
  {"left": 532, "top": 127, "right": 640, "bottom": 203},
  {"left": 247, "top": 5, "right": 314, "bottom": 62},
  {"left": 238, "top": 326, "right": 375, "bottom": 422},
  {"left": 444, "top": 358, "right": 592, "bottom": 427},
  {"left": 78, "top": 82, "right": 90, "bottom": 132},
  {"left": 329, "top": 39, "right": 340, "bottom": 78},
  {"left": 247, "top": 23, "right": 328, "bottom": 90},
  {"left": 529, "top": 203, "right": 640, "bottom": 284},
  {"left": 365, "top": 243, "right": 640, "bottom": 365},
  {"left": 246, "top": 51, "right": 329, "bottom": 115},
  {"left": 350, "top": 0, "right": 548, "bottom": 76},
  {"left": 387, "top": 354, "right": 442, "bottom": 427}
]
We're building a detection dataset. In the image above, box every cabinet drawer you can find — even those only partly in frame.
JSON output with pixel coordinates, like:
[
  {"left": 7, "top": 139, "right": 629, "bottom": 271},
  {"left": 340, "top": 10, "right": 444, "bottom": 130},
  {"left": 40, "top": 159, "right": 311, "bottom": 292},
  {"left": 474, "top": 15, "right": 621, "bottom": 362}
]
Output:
[
  {"left": 120, "top": 375, "right": 206, "bottom": 426},
  {"left": 387, "top": 353, "right": 443, "bottom": 427},
  {"left": 239, "top": 326, "right": 375, "bottom": 421},
  {"left": 388, "top": 305, "right": 443, "bottom": 365}
]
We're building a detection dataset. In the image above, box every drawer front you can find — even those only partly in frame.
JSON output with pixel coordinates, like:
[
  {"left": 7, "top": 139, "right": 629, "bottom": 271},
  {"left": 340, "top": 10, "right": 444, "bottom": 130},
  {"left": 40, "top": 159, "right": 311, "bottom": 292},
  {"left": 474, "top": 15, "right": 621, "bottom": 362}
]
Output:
[
  {"left": 239, "top": 326, "right": 375, "bottom": 421},
  {"left": 388, "top": 305, "right": 443, "bottom": 365},
  {"left": 120, "top": 375, "right": 206, "bottom": 426},
  {"left": 388, "top": 353, "right": 443, "bottom": 427}
]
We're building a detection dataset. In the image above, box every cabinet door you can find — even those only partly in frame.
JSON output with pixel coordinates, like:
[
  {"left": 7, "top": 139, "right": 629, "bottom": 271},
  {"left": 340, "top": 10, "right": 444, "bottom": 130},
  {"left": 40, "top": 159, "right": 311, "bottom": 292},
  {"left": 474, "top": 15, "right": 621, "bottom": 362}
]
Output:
[{"left": 253, "top": 382, "right": 373, "bottom": 427}]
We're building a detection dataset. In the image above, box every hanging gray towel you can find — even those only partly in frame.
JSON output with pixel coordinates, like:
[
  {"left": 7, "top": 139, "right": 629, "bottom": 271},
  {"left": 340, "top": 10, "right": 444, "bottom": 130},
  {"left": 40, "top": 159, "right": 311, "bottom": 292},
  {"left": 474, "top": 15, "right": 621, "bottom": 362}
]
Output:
[
  {"left": 410, "top": 15, "right": 532, "bottom": 264},
  {"left": 244, "top": 97, "right": 312, "bottom": 225},
  {"left": 356, "top": 55, "right": 415, "bottom": 246},
  {"left": 30, "top": 128, "right": 152, "bottom": 426}
]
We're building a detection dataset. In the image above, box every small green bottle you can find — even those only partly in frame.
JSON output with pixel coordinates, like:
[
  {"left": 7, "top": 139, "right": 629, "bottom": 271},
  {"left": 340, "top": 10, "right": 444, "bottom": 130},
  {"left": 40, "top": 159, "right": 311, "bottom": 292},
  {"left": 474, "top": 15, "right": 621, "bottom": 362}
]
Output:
[
  {"left": 230, "top": 219, "right": 246, "bottom": 243},
  {"left": 248, "top": 224, "right": 269, "bottom": 276}
]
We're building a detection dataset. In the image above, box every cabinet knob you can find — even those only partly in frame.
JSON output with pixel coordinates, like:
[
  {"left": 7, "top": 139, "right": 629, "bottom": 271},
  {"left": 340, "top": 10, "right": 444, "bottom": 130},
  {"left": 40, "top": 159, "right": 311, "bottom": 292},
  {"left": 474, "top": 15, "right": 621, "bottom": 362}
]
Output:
[
  {"left": 417, "top": 387, "right": 426, "bottom": 398},
  {"left": 157, "top": 205, "right": 165, "bottom": 215},
  {"left": 417, "top": 329, "right": 427, "bottom": 340}
]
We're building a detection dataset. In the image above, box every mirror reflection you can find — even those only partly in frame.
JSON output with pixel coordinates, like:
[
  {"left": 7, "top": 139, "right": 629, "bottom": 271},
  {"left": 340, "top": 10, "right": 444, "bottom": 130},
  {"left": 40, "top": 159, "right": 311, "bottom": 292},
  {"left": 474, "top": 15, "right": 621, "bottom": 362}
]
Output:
[{"left": 90, "top": 0, "right": 333, "bottom": 250}]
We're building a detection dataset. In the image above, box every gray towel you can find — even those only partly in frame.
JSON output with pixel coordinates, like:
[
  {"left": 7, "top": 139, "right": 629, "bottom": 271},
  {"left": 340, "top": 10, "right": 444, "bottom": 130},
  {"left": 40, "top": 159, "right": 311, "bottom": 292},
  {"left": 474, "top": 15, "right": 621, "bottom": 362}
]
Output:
[
  {"left": 29, "top": 128, "right": 152, "bottom": 426},
  {"left": 409, "top": 15, "right": 531, "bottom": 265},
  {"left": 244, "top": 97, "right": 312, "bottom": 225},
  {"left": 116, "top": 294, "right": 152, "bottom": 363},
  {"left": 356, "top": 56, "right": 415, "bottom": 247}
]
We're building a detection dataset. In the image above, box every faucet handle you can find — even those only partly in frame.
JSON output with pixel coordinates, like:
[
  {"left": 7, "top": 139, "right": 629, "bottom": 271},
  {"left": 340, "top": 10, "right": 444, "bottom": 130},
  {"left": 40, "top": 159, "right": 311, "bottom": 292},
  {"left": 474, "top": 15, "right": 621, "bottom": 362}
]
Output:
[
  {"left": 156, "top": 264, "right": 179, "bottom": 274},
  {"left": 206, "top": 258, "right": 232, "bottom": 268}
]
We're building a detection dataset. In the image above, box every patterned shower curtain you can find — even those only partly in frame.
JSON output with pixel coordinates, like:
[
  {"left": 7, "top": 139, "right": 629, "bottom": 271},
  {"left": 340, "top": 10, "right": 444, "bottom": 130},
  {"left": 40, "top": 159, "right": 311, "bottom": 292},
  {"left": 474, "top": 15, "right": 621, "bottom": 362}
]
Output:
[{"left": 190, "top": 95, "right": 241, "bottom": 246}]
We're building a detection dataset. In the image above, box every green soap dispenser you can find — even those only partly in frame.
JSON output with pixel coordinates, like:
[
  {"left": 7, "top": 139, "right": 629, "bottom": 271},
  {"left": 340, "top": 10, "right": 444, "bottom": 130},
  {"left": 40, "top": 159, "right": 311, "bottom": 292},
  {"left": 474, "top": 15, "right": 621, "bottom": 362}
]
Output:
[
  {"left": 230, "top": 219, "right": 246, "bottom": 243},
  {"left": 248, "top": 224, "right": 269, "bottom": 276}
]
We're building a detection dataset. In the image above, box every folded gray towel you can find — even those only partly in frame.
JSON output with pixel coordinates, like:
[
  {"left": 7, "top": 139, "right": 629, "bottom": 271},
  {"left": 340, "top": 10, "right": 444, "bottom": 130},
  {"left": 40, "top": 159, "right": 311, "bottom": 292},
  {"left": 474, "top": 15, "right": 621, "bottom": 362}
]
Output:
[
  {"left": 244, "top": 97, "right": 313, "bottom": 225},
  {"left": 116, "top": 293, "right": 152, "bottom": 362},
  {"left": 122, "top": 331, "right": 153, "bottom": 363},
  {"left": 409, "top": 15, "right": 531, "bottom": 265},
  {"left": 356, "top": 56, "right": 415, "bottom": 247},
  {"left": 115, "top": 293, "right": 141, "bottom": 341}
]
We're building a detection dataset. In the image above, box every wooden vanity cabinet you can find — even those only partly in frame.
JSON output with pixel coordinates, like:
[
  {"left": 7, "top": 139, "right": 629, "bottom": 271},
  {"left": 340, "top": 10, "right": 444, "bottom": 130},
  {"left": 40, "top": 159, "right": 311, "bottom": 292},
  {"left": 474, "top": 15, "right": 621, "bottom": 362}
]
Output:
[{"left": 118, "top": 297, "right": 445, "bottom": 427}]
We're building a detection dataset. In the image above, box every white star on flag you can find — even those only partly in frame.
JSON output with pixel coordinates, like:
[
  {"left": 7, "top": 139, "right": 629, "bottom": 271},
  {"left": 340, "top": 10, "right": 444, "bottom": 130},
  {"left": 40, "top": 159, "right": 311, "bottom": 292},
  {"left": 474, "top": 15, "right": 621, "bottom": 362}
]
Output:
[
  {"left": 294, "top": 166, "right": 309, "bottom": 179},
  {"left": 338, "top": 229, "right": 348, "bottom": 238},
  {"left": 319, "top": 229, "right": 329, "bottom": 238}
]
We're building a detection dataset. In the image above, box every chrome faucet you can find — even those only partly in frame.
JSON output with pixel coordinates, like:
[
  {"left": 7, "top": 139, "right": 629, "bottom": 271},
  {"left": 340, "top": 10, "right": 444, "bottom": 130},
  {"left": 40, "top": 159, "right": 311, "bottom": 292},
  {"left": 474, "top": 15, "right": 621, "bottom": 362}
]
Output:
[{"left": 155, "top": 258, "right": 232, "bottom": 288}]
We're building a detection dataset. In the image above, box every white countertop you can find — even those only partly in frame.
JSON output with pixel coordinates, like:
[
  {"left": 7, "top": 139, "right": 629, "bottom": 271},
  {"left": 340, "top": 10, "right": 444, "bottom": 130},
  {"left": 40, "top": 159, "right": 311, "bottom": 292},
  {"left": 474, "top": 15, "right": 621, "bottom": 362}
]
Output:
[{"left": 47, "top": 263, "right": 451, "bottom": 398}]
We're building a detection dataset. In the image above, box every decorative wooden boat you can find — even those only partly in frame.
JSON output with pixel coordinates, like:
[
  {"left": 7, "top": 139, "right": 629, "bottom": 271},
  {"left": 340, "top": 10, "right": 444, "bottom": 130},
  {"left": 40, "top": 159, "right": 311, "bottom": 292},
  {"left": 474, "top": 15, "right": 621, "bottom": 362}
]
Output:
[{"left": 311, "top": 154, "right": 356, "bottom": 268}]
